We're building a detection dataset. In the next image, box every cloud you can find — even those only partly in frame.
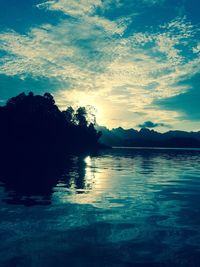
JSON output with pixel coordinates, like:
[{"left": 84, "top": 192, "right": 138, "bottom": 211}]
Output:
[
  {"left": 0, "top": 0, "right": 60, "bottom": 34},
  {"left": 155, "top": 73, "right": 200, "bottom": 121},
  {"left": 36, "top": 0, "right": 103, "bottom": 17},
  {"left": 137, "top": 121, "right": 171, "bottom": 128},
  {"left": 0, "top": 73, "right": 64, "bottom": 103},
  {"left": 0, "top": 0, "right": 199, "bottom": 129}
]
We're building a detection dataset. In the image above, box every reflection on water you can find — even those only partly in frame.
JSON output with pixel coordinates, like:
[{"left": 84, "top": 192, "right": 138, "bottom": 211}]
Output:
[{"left": 0, "top": 148, "right": 200, "bottom": 266}]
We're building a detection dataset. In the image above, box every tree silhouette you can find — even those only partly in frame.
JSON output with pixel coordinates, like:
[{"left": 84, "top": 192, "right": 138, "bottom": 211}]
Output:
[
  {"left": 0, "top": 92, "right": 103, "bottom": 171},
  {"left": 75, "top": 107, "right": 87, "bottom": 126},
  {"left": 62, "top": 106, "right": 75, "bottom": 124}
]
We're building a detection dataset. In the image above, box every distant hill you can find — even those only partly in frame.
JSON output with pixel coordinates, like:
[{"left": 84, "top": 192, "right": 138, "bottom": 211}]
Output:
[{"left": 97, "top": 126, "right": 200, "bottom": 148}]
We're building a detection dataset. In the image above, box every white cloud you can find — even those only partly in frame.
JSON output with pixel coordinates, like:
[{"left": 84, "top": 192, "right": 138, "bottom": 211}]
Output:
[
  {"left": 36, "top": 0, "right": 103, "bottom": 17},
  {"left": 160, "top": 16, "right": 194, "bottom": 38},
  {"left": 0, "top": 0, "right": 199, "bottom": 128},
  {"left": 193, "top": 43, "right": 200, "bottom": 54}
]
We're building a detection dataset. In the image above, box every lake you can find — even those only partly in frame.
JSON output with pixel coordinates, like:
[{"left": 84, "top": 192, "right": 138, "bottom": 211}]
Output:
[{"left": 0, "top": 147, "right": 200, "bottom": 267}]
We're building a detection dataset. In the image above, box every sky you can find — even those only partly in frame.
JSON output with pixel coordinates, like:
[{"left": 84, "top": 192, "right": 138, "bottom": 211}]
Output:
[{"left": 0, "top": 0, "right": 200, "bottom": 131}]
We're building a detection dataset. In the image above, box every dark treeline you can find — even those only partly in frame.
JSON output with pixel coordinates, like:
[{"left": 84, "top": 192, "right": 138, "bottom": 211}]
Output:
[
  {"left": 0, "top": 92, "right": 102, "bottom": 181},
  {"left": 0, "top": 92, "right": 102, "bottom": 155}
]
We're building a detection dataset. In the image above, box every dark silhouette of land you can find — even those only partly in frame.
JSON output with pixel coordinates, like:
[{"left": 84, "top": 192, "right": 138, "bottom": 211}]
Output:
[
  {"left": 0, "top": 92, "right": 102, "bottom": 193},
  {"left": 0, "top": 92, "right": 199, "bottom": 199},
  {"left": 97, "top": 126, "right": 200, "bottom": 148},
  {"left": 0, "top": 92, "right": 102, "bottom": 156}
]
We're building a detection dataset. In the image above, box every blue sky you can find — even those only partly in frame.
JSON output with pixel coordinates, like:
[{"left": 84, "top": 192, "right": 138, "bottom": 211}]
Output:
[{"left": 0, "top": 0, "right": 200, "bottom": 131}]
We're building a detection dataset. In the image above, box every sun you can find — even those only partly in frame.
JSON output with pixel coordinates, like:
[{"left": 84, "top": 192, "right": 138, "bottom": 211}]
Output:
[{"left": 56, "top": 88, "right": 121, "bottom": 128}]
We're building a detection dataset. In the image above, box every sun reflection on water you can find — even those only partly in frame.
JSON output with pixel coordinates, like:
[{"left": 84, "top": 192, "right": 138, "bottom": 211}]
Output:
[{"left": 1, "top": 148, "right": 200, "bottom": 266}]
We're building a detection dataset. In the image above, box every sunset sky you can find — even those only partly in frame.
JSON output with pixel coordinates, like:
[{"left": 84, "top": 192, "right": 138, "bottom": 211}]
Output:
[{"left": 0, "top": 0, "right": 200, "bottom": 131}]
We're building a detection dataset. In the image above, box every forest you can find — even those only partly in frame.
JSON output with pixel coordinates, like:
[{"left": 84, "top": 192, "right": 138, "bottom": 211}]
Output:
[{"left": 0, "top": 92, "right": 102, "bottom": 181}]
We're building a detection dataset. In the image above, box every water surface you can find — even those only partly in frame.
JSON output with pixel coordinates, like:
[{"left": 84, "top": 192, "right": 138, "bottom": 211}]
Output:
[{"left": 0, "top": 148, "right": 200, "bottom": 267}]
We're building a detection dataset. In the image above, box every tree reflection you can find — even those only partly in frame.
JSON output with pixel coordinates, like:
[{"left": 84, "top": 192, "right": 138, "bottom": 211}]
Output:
[{"left": 0, "top": 155, "right": 90, "bottom": 206}]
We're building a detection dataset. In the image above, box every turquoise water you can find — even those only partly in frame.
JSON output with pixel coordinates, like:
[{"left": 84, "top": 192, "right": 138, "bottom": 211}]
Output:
[{"left": 0, "top": 148, "right": 200, "bottom": 266}]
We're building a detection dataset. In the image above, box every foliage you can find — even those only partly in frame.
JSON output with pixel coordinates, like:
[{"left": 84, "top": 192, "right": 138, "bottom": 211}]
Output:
[{"left": 0, "top": 92, "right": 102, "bottom": 162}]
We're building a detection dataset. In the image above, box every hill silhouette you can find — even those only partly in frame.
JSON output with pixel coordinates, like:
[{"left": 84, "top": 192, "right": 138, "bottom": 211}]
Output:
[{"left": 97, "top": 126, "right": 200, "bottom": 148}]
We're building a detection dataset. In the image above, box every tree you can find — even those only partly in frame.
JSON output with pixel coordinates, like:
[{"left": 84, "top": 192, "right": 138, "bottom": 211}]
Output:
[
  {"left": 86, "top": 105, "right": 97, "bottom": 125},
  {"left": 75, "top": 107, "right": 87, "bottom": 127},
  {"left": 0, "top": 92, "right": 102, "bottom": 158},
  {"left": 43, "top": 92, "right": 55, "bottom": 105},
  {"left": 63, "top": 106, "right": 74, "bottom": 124},
  {"left": 6, "top": 92, "right": 26, "bottom": 106}
]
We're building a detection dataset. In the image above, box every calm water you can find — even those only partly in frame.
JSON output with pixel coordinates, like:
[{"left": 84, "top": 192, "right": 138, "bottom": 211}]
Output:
[{"left": 0, "top": 148, "right": 200, "bottom": 267}]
